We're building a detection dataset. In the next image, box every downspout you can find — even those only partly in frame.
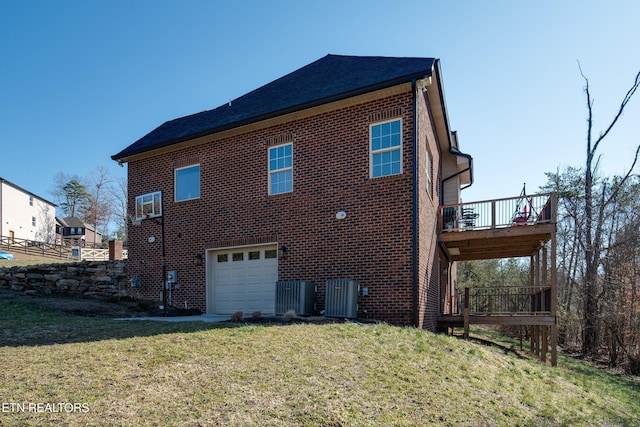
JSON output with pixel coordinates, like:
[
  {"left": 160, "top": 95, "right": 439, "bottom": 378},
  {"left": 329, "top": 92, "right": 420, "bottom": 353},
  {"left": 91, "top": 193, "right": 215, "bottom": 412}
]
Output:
[
  {"left": 441, "top": 130, "right": 474, "bottom": 193},
  {"left": 412, "top": 79, "right": 419, "bottom": 327}
]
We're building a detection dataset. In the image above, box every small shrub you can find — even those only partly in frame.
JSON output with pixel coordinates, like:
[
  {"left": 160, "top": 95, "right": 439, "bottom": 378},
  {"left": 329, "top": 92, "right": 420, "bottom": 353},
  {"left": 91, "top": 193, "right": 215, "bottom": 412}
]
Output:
[
  {"left": 252, "top": 311, "right": 262, "bottom": 319},
  {"left": 230, "top": 311, "right": 244, "bottom": 322},
  {"left": 283, "top": 310, "right": 296, "bottom": 319}
]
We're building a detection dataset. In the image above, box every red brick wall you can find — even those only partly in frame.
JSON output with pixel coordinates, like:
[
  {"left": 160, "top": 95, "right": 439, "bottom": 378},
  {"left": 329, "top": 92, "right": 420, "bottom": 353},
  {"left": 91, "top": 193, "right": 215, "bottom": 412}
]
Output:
[
  {"left": 126, "top": 89, "right": 442, "bottom": 327},
  {"left": 415, "top": 89, "right": 444, "bottom": 330}
]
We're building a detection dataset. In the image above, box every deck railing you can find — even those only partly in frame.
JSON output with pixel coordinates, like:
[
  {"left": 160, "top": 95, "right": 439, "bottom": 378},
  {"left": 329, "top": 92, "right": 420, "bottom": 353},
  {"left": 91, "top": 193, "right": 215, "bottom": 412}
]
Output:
[
  {"left": 439, "top": 193, "right": 555, "bottom": 232},
  {"left": 460, "top": 286, "right": 551, "bottom": 315}
]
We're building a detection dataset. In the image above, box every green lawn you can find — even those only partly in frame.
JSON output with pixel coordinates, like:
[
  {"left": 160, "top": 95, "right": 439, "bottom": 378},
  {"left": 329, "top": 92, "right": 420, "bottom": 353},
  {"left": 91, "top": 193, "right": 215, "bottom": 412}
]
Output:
[{"left": 0, "top": 297, "right": 638, "bottom": 426}]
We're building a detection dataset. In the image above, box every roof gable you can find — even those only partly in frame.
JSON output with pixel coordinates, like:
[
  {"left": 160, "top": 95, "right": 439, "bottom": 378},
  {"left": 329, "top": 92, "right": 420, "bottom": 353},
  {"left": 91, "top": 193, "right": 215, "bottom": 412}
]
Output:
[
  {"left": 57, "top": 217, "right": 86, "bottom": 228},
  {"left": 0, "top": 177, "right": 57, "bottom": 207},
  {"left": 112, "top": 54, "right": 435, "bottom": 161}
]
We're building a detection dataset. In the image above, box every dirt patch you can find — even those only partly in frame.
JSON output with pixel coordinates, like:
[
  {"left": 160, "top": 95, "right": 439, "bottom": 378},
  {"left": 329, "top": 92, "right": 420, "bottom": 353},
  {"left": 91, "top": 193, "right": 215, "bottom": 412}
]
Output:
[
  {"left": 0, "top": 288, "right": 378, "bottom": 325},
  {"left": 0, "top": 288, "right": 156, "bottom": 318}
]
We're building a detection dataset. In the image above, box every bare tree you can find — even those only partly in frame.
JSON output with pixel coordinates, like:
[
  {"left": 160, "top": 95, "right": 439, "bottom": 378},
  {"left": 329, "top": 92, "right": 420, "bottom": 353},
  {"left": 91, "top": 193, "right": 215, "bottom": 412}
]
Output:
[
  {"left": 108, "top": 175, "right": 128, "bottom": 241},
  {"left": 579, "top": 63, "right": 640, "bottom": 356},
  {"left": 82, "top": 166, "right": 114, "bottom": 247}
]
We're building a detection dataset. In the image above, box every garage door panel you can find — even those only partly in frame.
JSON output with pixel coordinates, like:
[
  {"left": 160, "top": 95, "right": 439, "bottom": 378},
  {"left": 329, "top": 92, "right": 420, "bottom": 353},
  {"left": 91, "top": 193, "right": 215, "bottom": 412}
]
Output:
[{"left": 210, "top": 245, "right": 277, "bottom": 315}]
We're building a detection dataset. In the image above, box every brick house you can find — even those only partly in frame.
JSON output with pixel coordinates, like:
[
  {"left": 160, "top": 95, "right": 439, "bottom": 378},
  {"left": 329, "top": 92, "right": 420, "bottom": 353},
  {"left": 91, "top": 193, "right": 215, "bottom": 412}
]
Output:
[{"left": 112, "top": 54, "right": 473, "bottom": 329}]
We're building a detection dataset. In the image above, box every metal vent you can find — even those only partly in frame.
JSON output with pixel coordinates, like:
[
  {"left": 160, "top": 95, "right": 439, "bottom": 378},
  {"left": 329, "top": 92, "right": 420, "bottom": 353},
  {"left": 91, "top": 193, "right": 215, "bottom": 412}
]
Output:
[
  {"left": 324, "top": 279, "right": 359, "bottom": 318},
  {"left": 275, "top": 280, "right": 316, "bottom": 316}
]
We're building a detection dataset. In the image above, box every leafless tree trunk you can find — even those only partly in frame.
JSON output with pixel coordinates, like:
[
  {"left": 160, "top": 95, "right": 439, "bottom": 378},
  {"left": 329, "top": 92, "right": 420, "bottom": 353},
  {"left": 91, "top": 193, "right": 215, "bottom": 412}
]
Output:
[
  {"left": 83, "top": 166, "right": 114, "bottom": 247},
  {"left": 108, "top": 175, "right": 128, "bottom": 241},
  {"left": 579, "top": 63, "right": 640, "bottom": 356}
]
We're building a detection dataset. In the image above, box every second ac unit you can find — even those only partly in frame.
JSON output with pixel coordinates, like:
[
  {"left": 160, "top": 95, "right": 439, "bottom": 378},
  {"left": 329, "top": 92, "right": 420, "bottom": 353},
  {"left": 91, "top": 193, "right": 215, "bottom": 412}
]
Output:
[
  {"left": 325, "top": 279, "right": 359, "bottom": 319},
  {"left": 275, "top": 280, "right": 316, "bottom": 316}
]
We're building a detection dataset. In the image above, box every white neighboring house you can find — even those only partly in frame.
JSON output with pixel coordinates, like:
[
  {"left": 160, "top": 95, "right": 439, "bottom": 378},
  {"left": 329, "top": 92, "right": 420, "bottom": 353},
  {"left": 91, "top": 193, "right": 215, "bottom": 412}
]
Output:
[{"left": 0, "top": 177, "right": 57, "bottom": 243}]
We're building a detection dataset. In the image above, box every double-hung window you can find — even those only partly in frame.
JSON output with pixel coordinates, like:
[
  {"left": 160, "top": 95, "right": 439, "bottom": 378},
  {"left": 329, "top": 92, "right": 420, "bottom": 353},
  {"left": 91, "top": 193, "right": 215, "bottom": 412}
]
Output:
[
  {"left": 370, "top": 119, "right": 402, "bottom": 178},
  {"left": 268, "top": 143, "right": 293, "bottom": 195},
  {"left": 175, "top": 164, "right": 200, "bottom": 202}
]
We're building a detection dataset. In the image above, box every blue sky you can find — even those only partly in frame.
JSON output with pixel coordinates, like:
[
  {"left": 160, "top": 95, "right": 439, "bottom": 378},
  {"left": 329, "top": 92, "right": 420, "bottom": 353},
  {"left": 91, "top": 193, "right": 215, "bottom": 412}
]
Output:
[{"left": 1, "top": 0, "right": 639, "bottom": 208}]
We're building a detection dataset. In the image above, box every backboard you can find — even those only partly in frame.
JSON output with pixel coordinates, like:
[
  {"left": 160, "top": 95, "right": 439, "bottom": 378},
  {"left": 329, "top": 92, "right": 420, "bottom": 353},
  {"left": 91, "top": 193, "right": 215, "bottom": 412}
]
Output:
[{"left": 134, "top": 191, "right": 163, "bottom": 220}]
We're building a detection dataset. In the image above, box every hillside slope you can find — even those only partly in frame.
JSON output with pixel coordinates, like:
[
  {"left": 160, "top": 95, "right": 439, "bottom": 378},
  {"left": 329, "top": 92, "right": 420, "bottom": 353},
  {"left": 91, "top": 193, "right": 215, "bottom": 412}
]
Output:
[{"left": 0, "top": 295, "right": 638, "bottom": 426}]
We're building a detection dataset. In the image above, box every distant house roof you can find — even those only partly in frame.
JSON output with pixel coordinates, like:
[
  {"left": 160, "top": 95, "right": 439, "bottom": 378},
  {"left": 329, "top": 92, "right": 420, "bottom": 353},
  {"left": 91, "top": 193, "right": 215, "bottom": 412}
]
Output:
[
  {"left": 0, "top": 177, "right": 57, "bottom": 206},
  {"left": 112, "top": 54, "right": 436, "bottom": 161},
  {"left": 56, "top": 217, "right": 103, "bottom": 236},
  {"left": 57, "top": 217, "right": 86, "bottom": 228}
]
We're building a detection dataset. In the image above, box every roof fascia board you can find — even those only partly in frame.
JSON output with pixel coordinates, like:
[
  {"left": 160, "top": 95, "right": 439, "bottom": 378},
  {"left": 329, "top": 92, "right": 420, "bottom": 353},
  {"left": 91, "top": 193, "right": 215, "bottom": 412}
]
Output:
[
  {"left": 424, "top": 61, "right": 451, "bottom": 153},
  {"left": 119, "top": 82, "right": 413, "bottom": 163}
]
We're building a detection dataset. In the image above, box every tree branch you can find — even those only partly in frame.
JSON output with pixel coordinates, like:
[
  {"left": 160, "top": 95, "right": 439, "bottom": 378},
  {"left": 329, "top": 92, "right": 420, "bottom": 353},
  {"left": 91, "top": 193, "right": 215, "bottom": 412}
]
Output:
[
  {"left": 593, "top": 68, "right": 640, "bottom": 155},
  {"left": 578, "top": 61, "right": 595, "bottom": 160},
  {"left": 604, "top": 144, "right": 640, "bottom": 207}
]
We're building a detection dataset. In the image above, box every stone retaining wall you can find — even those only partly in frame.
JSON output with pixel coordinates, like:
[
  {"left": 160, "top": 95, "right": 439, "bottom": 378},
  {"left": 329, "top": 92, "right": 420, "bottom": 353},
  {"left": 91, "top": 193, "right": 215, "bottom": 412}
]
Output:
[{"left": 0, "top": 261, "right": 129, "bottom": 299}]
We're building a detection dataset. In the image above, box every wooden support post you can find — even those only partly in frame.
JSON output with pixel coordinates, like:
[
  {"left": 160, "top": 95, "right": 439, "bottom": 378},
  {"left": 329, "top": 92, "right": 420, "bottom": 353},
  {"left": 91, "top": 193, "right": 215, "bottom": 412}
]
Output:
[
  {"left": 491, "top": 200, "right": 496, "bottom": 229},
  {"left": 463, "top": 287, "right": 470, "bottom": 339},
  {"left": 541, "top": 326, "right": 548, "bottom": 363},
  {"left": 542, "top": 246, "right": 548, "bottom": 288},
  {"left": 550, "top": 199, "right": 558, "bottom": 366},
  {"left": 530, "top": 256, "right": 535, "bottom": 352},
  {"left": 519, "top": 325, "right": 523, "bottom": 350},
  {"left": 530, "top": 325, "right": 536, "bottom": 355},
  {"left": 535, "top": 252, "right": 540, "bottom": 290}
]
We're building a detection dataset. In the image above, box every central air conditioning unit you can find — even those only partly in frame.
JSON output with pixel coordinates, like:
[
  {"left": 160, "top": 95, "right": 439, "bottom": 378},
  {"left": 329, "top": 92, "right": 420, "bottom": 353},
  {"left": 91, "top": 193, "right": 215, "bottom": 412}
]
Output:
[
  {"left": 324, "top": 279, "right": 359, "bottom": 319},
  {"left": 275, "top": 280, "right": 316, "bottom": 316}
]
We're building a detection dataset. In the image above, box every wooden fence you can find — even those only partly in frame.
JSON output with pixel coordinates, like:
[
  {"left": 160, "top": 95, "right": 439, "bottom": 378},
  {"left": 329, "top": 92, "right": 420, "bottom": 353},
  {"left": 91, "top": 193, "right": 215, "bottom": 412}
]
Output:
[{"left": 0, "top": 236, "right": 127, "bottom": 261}]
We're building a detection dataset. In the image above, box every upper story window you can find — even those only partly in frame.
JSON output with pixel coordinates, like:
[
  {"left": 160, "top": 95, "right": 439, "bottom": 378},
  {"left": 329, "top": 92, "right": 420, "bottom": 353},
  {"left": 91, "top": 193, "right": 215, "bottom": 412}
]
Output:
[
  {"left": 31, "top": 216, "right": 36, "bottom": 227},
  {"left": 268, "top": 143, "right": 293, "bottom": 195},
  {"left": 175, "top": 164, "right": 200, "bottom": 202},
  {"left": 29, "top": 195, "right": 34, "bottom": 206},
  {"left": 370, "top": 119, "right": 402, "bottom": 178}
]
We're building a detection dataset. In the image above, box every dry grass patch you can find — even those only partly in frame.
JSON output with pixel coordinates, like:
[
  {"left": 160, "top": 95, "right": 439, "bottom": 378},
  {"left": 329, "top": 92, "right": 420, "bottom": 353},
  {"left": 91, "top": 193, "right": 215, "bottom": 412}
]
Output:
[{"left": 0, "top": 298, "right": 639, "bottom": 426}]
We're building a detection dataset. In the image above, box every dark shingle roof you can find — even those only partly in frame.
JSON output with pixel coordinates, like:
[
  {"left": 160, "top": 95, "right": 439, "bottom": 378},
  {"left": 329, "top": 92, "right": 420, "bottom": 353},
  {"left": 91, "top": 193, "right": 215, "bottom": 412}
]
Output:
[
  {"left": 112, "top": 54, "right": 435, "bottom": 161},
  {"left": 57, "top": 217, "right": 86, "bottom": 228}
]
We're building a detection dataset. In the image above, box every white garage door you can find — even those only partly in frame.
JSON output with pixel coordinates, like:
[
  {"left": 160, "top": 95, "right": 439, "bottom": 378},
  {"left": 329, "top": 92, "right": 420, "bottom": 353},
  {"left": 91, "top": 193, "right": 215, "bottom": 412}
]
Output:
[{"left": 209, "top": 245, "right": 278, "bottom": 315}]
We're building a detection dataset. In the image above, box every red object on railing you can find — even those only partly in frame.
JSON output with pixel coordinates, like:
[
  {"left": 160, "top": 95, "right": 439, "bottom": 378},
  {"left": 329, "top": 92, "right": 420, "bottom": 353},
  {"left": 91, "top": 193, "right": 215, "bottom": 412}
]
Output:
[{"left": 512, "top": 197, "right": 532, "bottom": 226}]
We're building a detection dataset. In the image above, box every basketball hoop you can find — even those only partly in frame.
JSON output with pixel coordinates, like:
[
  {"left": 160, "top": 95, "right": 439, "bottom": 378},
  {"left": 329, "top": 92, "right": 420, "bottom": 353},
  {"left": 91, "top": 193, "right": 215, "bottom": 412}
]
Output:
[{"left": 128, "top": 213, "right": 143, "bottom": 227}]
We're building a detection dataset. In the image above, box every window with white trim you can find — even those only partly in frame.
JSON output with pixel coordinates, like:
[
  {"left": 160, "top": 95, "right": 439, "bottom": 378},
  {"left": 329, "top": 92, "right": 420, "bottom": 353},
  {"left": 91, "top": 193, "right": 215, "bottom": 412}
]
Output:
[
  {"left": 268, "top": 143, "right": 293, "bottom": 195},
  {"left": 175, "top": 164, "right": 200, "bottom": 202},
  {"left": 370, "top": 118, "right": 402, "bottom": 178}
]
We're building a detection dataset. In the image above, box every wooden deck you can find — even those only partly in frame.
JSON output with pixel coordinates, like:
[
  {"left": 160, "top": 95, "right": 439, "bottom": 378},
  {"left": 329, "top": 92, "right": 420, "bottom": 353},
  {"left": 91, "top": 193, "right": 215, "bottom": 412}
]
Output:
[
  {"left": 437, "top": 193, "right": 558, "bottom": 365},
  {"left": 439, "top": 314, "right": 556, "bottom": 327},
  {"left": 438, "top": 193, "right": 555, "bottom": 262}
]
